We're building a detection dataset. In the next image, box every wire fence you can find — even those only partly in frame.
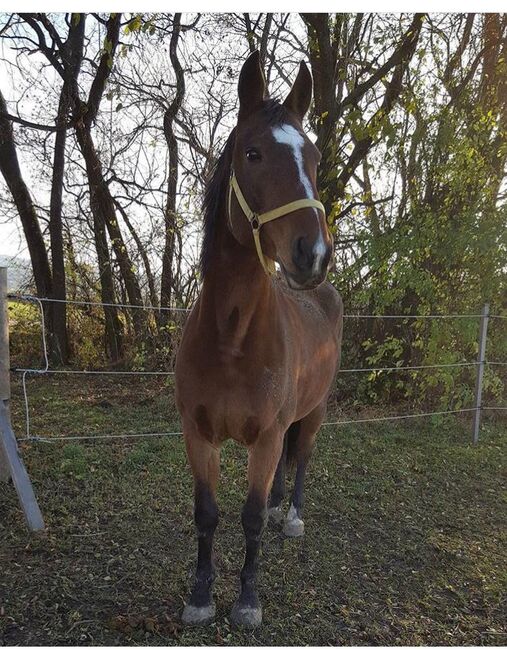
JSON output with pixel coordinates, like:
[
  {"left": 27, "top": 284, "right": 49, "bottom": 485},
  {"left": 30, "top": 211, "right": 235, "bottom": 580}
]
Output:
[
  {"left": 7, "top": 293, "right": 507, "bottom": 443},
  {"left": 11, "top": 293, "right": 507, "bottom": 319}
]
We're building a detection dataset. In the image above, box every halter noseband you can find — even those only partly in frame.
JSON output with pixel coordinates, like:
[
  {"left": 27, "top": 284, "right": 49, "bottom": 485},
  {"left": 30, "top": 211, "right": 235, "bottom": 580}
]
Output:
[{"left": 228, "top": 169, "right": 326, "bottom": 275}]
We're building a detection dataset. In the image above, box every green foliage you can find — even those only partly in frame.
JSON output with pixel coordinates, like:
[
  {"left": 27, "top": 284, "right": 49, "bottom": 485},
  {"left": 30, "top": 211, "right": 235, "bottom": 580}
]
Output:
[
  {"left": 330, "top": 22, "right": 506, "bottom": 410},
  {"left": 124, "top": 15, "right": 142, "bottom": 34},
  {"left": 8, "top": 302, "right": 43, "bottom": 368}
]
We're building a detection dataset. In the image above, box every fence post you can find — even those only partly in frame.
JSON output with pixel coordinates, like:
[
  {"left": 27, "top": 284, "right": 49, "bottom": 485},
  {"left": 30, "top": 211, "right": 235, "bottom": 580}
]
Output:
[
  {"left": 472, "top": 303, "right": 490, "bottom": 445},
  {"left": 0, "top": 267, "right": 10, "bottom": 483},
  {"left": 0, "top": 267, "right": 44, "bottom": 530}
]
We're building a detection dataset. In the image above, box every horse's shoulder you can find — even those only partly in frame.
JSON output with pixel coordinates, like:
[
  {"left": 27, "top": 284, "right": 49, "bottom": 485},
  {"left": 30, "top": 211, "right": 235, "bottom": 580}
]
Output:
[
  {"left": 314, "top": 281, "right": 343, "bottom": 322},
  {"left": 274, "top": 276, "right": 342, "bottom": 326}
]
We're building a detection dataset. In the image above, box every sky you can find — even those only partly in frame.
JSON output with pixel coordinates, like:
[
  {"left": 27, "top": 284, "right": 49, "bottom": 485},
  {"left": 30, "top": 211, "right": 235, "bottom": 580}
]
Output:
[
  {"left": 0, "top": 13, "right": 306, "bottom": 268},
  {"left": 0, "top": 30, "right": 57, "bottom": 260},
  {"left": 1, "top": 12, "right": 503, "bottom": 281}
]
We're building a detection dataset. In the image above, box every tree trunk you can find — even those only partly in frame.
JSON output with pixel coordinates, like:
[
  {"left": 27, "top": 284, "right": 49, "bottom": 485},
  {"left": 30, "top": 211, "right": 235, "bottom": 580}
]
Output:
[
  {"left": 91, "top": 206, "right": 124, "bottom": 363},
  {"left": 71, "top": 13, "right": 146, "bottom": 342},
  {"left": 0, "top": 90, "right": 52, "bottom": 300},
  {"left": 114, "top": 198, "right": 159, "bottom": 310},
  {"left": 47, "top": 12, "right": 87, "bottom": 364},
  {"left": 48, "top": 92, "right": 69, "bottom": 364},
  {"left": 161, "top": 13, "right": 185, "bottom": 315},
  {"left": 302, "top": 13, "right": 424, "bottom": 212},
  {"left": 75, "top": 125, "right": 146, "bottom": 339}
]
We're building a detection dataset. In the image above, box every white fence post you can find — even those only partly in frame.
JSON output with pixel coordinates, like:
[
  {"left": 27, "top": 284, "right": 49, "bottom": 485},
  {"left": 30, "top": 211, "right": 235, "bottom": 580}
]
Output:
[
  {"left": 0, "top": 267, "right": 45, "bottom": 530},
  {"left": 472, "top": 303, "right": 490, "bottom": 445}
]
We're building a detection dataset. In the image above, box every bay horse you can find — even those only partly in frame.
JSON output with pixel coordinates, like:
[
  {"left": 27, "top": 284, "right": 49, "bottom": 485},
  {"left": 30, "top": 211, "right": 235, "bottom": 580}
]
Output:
[{"left": 175, "top": 51, "right": 343, "bottom": 628}]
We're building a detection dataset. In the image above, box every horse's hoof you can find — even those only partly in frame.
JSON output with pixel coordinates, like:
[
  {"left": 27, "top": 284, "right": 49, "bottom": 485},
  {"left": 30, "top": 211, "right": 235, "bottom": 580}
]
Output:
[
  {"left": 283, "top": 518, "right": 305, "bottom": 537},
  {"left": 268, "top": 505, "right": 284, "bottom": 524},
  {"left": 181, "top": 602, "right": 216, "bottom": 626},
  {"left": 283, "top": 504, "right": 305, "bottom": 537},
  {"left": 230, "top": 601, "right": 263, "bottom": 628}
]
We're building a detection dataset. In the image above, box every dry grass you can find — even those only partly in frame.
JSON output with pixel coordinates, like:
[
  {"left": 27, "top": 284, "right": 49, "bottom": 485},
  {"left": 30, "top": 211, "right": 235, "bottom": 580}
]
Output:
[{"left": 0, "top": 376, "right": 506, "bottom": 645}]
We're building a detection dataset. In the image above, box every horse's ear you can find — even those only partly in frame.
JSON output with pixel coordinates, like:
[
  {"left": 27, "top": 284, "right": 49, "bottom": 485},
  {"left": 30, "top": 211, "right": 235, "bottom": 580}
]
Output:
[
  {"left": 238, "top": 50, "right": 267, "bottom": 120},
  {"left": 283, "top": 61, "right": 313, "bottom": 122}
]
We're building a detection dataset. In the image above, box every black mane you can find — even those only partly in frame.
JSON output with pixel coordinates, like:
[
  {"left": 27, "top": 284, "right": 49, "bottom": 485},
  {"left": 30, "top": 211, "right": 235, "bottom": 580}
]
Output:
[
  {"left": 199, "top": 99, "right": 290, "bottom": 276},
  {"left": 200, "top": 129, "right": 235, "bottom": 276}
]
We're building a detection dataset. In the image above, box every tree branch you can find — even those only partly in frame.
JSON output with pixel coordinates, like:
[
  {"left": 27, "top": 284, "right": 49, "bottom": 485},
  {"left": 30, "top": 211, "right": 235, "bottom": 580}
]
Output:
[{"left": 338, "top": 13, "right": 425, "bottom": 115}]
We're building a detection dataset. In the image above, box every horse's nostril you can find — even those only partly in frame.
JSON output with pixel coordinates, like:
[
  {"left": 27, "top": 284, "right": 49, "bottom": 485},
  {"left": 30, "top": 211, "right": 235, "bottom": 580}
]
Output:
[{"left": 293, "top": 236, "right": 314, "bottom": 271}]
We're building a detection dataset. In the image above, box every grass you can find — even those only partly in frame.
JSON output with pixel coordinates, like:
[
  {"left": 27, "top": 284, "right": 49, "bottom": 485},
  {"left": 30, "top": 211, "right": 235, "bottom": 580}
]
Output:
[{"left": 0, "top": 376, "right": 506, "bottom": 645}]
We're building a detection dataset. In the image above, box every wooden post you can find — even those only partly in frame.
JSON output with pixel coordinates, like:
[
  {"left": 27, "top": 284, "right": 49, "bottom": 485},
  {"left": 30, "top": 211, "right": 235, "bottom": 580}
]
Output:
[
  {"left": 0, "top": 427, "right": 8, "bottom": 482},
  {"left": 472, "top": 303, "right": 490, "bottom": 445},
  {"left": 0, "top": 267, "right": 45, "bottom": 530},
  {"left": 0, "top": 266, "right": 10, "bottom": 483}
]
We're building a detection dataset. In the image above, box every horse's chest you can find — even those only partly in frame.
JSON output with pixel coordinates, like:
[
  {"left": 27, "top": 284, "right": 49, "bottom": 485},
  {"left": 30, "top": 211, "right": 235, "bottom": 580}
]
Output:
[{"left": 178, "top": 356, "right": 291, "bottom": 443}]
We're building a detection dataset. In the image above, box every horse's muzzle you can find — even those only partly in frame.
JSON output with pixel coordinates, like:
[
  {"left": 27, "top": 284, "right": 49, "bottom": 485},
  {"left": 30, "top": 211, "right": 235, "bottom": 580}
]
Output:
[{"left": 285, "top": 236, "right": 331, "bottom": 290}]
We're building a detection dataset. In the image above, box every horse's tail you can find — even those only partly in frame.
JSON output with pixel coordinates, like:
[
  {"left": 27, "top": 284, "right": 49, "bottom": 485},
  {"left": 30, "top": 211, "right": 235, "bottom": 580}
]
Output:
[{"left": 286, "top": 421, "right": 301, "bottom": 468}]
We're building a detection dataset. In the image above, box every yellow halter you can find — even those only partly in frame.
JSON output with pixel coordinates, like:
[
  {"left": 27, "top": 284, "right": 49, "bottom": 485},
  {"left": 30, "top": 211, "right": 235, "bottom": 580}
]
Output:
[{"left": 228, "top": 169, "right": 326, "bottom": 275}]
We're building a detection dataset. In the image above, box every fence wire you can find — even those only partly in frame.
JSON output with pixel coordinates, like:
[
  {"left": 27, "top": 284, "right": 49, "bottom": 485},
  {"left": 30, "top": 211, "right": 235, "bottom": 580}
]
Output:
[
  {"left": 9, "top": 294, "right": 189, "bottom": 312},
  {"left": 9, "top": 293, "right": 507, "bottom": 319},
  {"left": 16, "top": 408, "right": 481, "bottom": 443},
  {"left": 7, "top": 294, "right": 506, "bottom": 443}
]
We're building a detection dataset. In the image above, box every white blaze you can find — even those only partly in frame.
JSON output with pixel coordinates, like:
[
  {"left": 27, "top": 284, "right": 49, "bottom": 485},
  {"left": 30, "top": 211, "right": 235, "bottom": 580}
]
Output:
[
  {"left": 272, "top": 124, "right": 326, "bottom": 268},
  {"left": 272, "top": 124, "right": 314, "bottom": 198}
]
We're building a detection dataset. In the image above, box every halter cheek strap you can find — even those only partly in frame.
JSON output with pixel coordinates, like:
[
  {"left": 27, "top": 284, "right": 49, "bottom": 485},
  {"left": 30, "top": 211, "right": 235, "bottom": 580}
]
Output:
[{"left": 228, "top": 169, "right": 326, "bottom": 276}]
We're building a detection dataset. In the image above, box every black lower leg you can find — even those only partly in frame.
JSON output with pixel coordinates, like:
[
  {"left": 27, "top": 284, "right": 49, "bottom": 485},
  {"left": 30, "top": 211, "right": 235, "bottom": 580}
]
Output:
[
  {"left": 188, "top": 482, "right": 218, "bottom": 608},
  {"left": 268, "top": 433, "right": 287, "bottom": 509},
  {"left": 291, "top": 458, "right": 309, "bottom": 518},
  {"left": 238, "top": 491, "right": 267, "bottom": 608}
]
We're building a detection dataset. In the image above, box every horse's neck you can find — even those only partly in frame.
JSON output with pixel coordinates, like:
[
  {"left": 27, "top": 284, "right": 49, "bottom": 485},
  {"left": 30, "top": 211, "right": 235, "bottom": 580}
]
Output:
[{"left": 199, "top": 211, "right": 273, "bottom": 350}]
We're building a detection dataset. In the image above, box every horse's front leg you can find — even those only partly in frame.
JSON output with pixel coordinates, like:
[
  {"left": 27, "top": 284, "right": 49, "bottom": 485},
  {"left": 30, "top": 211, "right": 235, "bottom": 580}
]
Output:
[
  {"left": 182, "top": 429, "right": 220, "bottom": 626},
  {"left": 231, "top": 431, "right": 283, "bottom": 628},
  {"left": 283, "top": 402, "right": 326, "bottom": 538},
  {"left": 267, "top": 429, "right": 288, "bottom": 524}
]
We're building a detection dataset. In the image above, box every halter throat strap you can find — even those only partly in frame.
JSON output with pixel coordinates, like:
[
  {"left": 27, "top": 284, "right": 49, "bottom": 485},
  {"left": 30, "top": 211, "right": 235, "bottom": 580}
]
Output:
[{"left": 228, "top": 170, "right": 326, "bottom": 275}]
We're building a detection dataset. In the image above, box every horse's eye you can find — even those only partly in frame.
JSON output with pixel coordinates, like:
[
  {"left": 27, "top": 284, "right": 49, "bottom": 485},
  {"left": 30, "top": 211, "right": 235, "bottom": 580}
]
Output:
[{"left": 246, "top": 148, "right": 261, "bottom": 162}]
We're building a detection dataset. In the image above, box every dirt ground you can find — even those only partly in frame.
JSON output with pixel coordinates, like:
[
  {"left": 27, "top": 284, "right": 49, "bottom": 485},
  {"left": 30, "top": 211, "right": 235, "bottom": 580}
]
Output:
[{"left": 0, "top": 376, "right": 506, "bottom": 645}]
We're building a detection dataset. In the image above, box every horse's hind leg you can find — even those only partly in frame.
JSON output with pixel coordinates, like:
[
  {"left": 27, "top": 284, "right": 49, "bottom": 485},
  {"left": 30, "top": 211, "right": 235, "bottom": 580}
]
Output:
[
  {"left": 182, "top": 430, "right": 220, "bottom": 626},
  {"left": 284, "top": 403, "right": 326, "bottom": 538},
  {"left": 231, "top": 432, "right": 283, "bottom": 628},
  {"left": 267, "top": 428, "right": 289, "bottom": 524}
]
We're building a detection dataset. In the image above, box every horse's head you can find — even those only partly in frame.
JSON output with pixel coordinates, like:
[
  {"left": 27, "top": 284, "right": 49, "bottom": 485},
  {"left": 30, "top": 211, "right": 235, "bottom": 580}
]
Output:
[{"left": 228, "top": 51, "right": 332, "bottom": 290}]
